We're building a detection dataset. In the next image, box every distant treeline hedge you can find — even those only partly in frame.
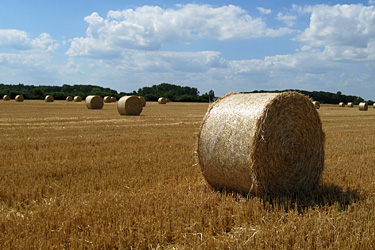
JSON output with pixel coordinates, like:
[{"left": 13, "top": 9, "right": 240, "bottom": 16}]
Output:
[{"left": 1, "top": 83, "right": 373, "bottom": 104}]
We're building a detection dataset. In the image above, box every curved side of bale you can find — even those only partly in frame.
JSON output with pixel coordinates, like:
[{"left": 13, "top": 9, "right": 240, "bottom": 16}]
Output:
[
  {"left": 111, "top": 97, "right": 117, "bottom": 102},
  {"left": 15, "top": 95, "right": 24, "bottom": 102},
  {"left": 359, "top": 102, "right": 368, "bottom": 111},
  {"left": 85, "top": 95, "right": 104, "bottom": 109},
  {"left": 3, "top": 95, "right": 10, "bottom": 101},
  {"left": 158, "top": 97, "right": 167, "bottom": 104},
  {"left": 74, "top": 96, "right": 82, "bottom": 102},
  {"left": 45, "top": 95, "right": 54, "bottom": 102},
  {"left": 103, "top": 96, "right": 112, "bottom": 103},
  {"left": 347, "top": 102, "right": 354, "bottom": 107},
  {"left": 339, "top": 102, "right": 345, "bottom": 107},
  {"left": 117, "top": 96, "right": 143, "bottom": 116},
  {"left": 139, "top": 96, "right": 146, "bottom": 107},
  {"left": 198, "top": 92, "right": 325, "bottom": 196},
  {"left": 66, "top": 96, "right": 73, "bottom": 101},
  {"left": 313, "top": 101, "right": 320, "bottom": 109},
  {"left": 373, "top": 103, "right": 375, "bottom": 109}
]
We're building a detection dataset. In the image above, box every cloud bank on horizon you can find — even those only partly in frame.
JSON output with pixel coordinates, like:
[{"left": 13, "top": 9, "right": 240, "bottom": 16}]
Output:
[{"left": 0, "top": 2, "right": 375, "bottom": 100}]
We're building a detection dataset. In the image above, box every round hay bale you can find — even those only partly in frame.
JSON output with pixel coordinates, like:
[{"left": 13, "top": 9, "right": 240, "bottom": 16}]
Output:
[
  {"left": 198, "top": 92, "right": 325, "bottom": 195},
  {"left": 74, "top": 96, "right": 82, "bottom": 102},
  {"left": 3, "top": 95, "right": 10, "bottom": 101},
  {"left": 117, "top": 96, "right": 143, "bottom": 116},
  {"left": 373, "top": 103, "right": 375, "bottom": 109},
  {"left": 66, "top": 96, "right": 73, "bottom": 101},
  {"left": 138, "top": 96, "right": 146, "bottom": 107},
  {"left": 347, "top": 102, "right": 354, "bottom": 107},
  {"left": 359, "top": 102, "right": 368, "bottom": 111},
  {"left": 103, "top": 96, "right": 112, "bottom": 103},
  {"left": 45, "top": 95, "right": 54, "bottom": 102},
  {"left": 313, "top": 101, "right": 320, "bottom": 109},
  {"left": 111, "top": 96, "right": 117, "bottom": 102},
  {"left": 15, "top": 95, "right": 24, "bottom": 102},
  {"left": 158, "top": 97, "right": 167, "bottom": 104},
  {"left": 339, "top": 102, "right": 345, "bottom": 107},
  {"left": 85, "top": 95, "right": 104, "bottom": 109}
]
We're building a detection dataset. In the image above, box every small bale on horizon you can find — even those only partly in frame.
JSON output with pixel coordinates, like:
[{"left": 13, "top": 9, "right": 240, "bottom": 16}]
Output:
[
  {"left": 74, "top": 96, "right": 82, "bottom": 102},
  {"left": 158, "top": 97, "right": 167, "bottom": 104},
  {"left": 15, "top": 95, "right": 24, "bottom": 102},
  {"left": 117, "top": 96, "right": 143, "bottom": 116},
  {"left": 198, "top": 92, "right": 325, "bottom": 196},
  {"left": 66, "top": 96, "right": 73, "bottom": 101},
  {"left": 359, "top": 102, "right": 368, "bottom": 111},
  {"left": 3, "top": 95, "right": 10, "bottom": 101},
  {"left": 45, "top": 95, "right": 54, "bottom": 102},
  {"left": 347, "top": 102, "right": 354, "bottom": 107},
  {"left": 86, "top": 95, "right": 104, "bottom": 109},
  {"left": 111, "top": 96, "right": 117, "bottom": 102},
  {"left": 313, "top": 101, "right": 320, "bottom": 109},
  {"left": 339, "top": 102, "right": 345, "bottom": 107},
  {"left": 103, "top": 96, "right": 112, "bottom": 103}
]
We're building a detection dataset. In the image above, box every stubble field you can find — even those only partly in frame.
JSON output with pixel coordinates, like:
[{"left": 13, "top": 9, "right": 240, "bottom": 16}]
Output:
[{"left": 0, "top": 100, "right": 375, "bottom": 249}]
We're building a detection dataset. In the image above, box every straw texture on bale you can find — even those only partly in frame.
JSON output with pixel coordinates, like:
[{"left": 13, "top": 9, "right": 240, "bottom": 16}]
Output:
[
  {"left": 117, "top": 96, "right": 143, "bottom": 116},
  {"left": 359, "top": 102, "right": 368, "bottom": 111},
  {"left": 85, "top": 95, "right": 104, "bottom": 109},
  {"left": 313, "top": 101, "right": 320, "bottom": 109},
  {"left": 198, "top": 92, "right": 325, "bottom": 195},
  {"left": 111, "top": 96, "right": 117, "bottom": 102},
  {"left": 3, "top": 95, "right": 10, "bottom": 101},
  {"left": 347, "top": 102, "right": 354, "bottom": 107},
  {"left": 103, "top": 96, "right": 112, "bottom": 103},
  {"left": 339, "top": 102, "right": 345, "bottom": 107},
  {"left": 139, "top": 96, "right": 146, "bottom": 107},
  {"left": 66, "top": 96, "right": 73, "bottom": 101},
  {"left": 45, "top": 95, "right": 54, "bottom": 102},
  {"left": 74, "top": 96, "right": 82, "bottom": 102},
  {"left": 158, "top": 97, "right": 167, "bottom": 104},
  {"left": 15, "top": 95, "right": 24, "bottom": 102}
]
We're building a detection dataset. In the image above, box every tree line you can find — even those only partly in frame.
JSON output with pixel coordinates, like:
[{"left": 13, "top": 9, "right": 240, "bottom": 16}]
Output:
[{"left": 1, "top": 83, "right": 373, "bottom": 104}]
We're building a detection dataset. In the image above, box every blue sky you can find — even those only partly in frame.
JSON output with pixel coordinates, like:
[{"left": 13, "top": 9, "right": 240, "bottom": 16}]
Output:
[{"left": 1, "top": 0, "right": 374, "bottom": 100}]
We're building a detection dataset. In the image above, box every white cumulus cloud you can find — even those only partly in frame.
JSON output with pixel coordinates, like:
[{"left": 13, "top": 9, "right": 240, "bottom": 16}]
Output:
[
  {"left": 66, "top": 4, "right": 293, "bottom": 58},
  {"left": 257, "top": 7, "right": 272, "bottom": 15}
]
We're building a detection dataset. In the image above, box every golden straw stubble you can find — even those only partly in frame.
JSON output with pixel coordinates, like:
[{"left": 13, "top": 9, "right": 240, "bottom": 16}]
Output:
[
  {"left": 117, "top": 96, "right": 143, "bottom": 115},
  {"left": 198, "top": 92, "right": 325, "bottom": 196}
]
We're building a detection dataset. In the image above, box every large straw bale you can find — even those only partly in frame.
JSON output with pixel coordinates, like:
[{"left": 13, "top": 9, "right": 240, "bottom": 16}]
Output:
[
  {"left": 117, "top": 96, "right": 143, "bottom": 116},
  {"left": 74, "top": 96, "right": 82, "bottom": 102},
  {"left": 45, "top": 95, "right": 54, "bottom": 102},
  {"left": 347, "top": 102, "right": 354, "bottom": 107},
  {"left": 313, "top": 101, "right": 320, "bottom": 109},
  {"left": 158, "top": 97, "right": 167, "bottom": 104},
  {"left": 3, "top": 95, "right": 10, "bottom": 101},
  {"left": 111, "top": 96, "right": 117, "bottom": 102},
  {"left": 103, "top": 96, "right": 112, "bottom": 103},
  {"left": 339, "top": 102, "right": 345, "bottom": 107},
  {"left": 198, "top": 92, "right": 325, "bottom": 195},
  {"left": 359, "top": 102, "right": 368, "bottom": 111},
  {"left": 85, "top": 95, "right": 104, "bottom": 109},
  {"left": 66, "top": 96, "right": 73, "bottom": 101},
  {"left": 15, "top": 95, "right": 24, "bottom": 102},
  {"left": 139, "top": 96, "right": 146, "bottom": 107}
]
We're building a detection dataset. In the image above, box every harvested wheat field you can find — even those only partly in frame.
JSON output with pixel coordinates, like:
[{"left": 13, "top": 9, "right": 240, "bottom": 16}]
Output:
[{"left": 0, "top": 100, "right": 375, "bottom": 249}]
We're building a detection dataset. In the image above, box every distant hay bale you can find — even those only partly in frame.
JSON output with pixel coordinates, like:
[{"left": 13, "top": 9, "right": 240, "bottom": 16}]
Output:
[
  {"left": 347, "top": 102, "right": 354, "bottom": 107},
  {"left": 359, "top": 102, "right": 368, "bottom": 111},
  {"left": 373, "top": 103, "right": 375, "bottom": 109},
  {"left": 45, "top": 95, "right": 54, "bottom": 102},
  {"left": 85, "top": 95, "right": 104, "bottom": 109},
  {"left": 15, "top": 95, "right": 24, "bottom": 102},
  {"left": 139, "top": 96, "right": 146, "bottom": 107},
  {"left": 166, "top": 98, "right": 170, "bottom": 103},
  {"left": 74, "top": 96, "right": 82, "bottom": 102},
  {"left": 198, "top": 92, "right": 325, "bottom": 195},
  {"left": 313, "top": 101, "right": 320, "bottom": 109},
  {"left": 66, "top": 96, "right": 73, "bottom": 101},
  {"left": 117, "top": 96, "right": 143, "bottom": 116},
  {"left": 111, "top": 96, "right": 117, "bottom": 102},
  {"left": 158, "top": 97, "right": 167, "bottom": 104},
  {"left": 103, "top": 96, "right": 112, "bottom": 103},
  {"left": 339, "top": 102, "right": 345, "bottom": 107},
  {"left": 3, "top": 95, "right": 10, "bottom": 101}
]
